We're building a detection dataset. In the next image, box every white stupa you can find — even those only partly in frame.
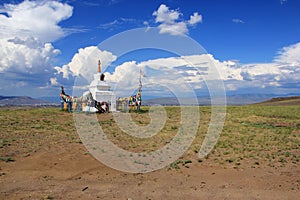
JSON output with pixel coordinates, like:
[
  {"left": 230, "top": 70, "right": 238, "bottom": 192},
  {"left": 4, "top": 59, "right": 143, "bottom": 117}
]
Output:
[{"left": 88, "top": 60, "right": 116, "bottom": 111}]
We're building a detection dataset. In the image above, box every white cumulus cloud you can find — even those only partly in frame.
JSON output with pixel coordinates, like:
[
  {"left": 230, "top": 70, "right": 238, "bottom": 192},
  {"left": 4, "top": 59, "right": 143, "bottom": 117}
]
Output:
[
  {"left": 153, "top": 4, "right": 202, "bottom": 36},
  {"left": 50, "top": 77, "right": 59, "bottom": 86},
  {"left": 275, "top": 42, "right": 300, "bottom": 66},
  {"left": 0, "top": 38, "right": 60, "bottom": 73},
  {"left": 189, "top": 12, "right": 202, "bottom": 25},
  {"left": 0, "top": 0, "right": 73, "bottom": 42},
  {"left": 55, "top": 41, "right": 300, "bottom": 97},
  {"left": 156, "top": 22, "right": 188, "bottom": 36},
  {"left": 54, "top": 46, "right": 117, "bottom": 83},
  {"left": 103, "top": 54, "right": 239, "bottom": 96},
  {"left": 153, "top": 4, "right": 181, "bottom": 24},
  {"left": 0, "top": 0, "right": 73, "bottom": 94},
  {"left": 102, "top": 42, "right": 300, "bottom": 96}
]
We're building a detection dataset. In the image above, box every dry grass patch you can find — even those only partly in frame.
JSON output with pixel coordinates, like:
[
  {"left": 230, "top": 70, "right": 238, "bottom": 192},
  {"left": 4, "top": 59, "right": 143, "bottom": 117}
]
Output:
[{"left": 1, "top": 106, "right": 299, "bottom": 170}]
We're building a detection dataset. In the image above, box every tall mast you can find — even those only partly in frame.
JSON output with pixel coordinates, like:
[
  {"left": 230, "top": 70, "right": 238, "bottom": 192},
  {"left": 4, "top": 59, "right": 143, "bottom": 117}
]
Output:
[{"left": 138, "top": 67, "right": 142, "bottom": 93}]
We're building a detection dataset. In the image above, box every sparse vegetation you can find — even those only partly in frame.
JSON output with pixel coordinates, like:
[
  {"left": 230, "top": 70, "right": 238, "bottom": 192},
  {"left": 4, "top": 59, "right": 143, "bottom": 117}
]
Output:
[
  {"left": 0, "top": 157, "right": 15, "bottom": 162},
  {"left": 43, "top": 195, "right": 54, "bottom": 200},
  {"left": 0, "top": 104, "right": 299, "bottom": 199},
  {"left": 0, "top": 105, "right": 299, "bottom": 170},
  {"left": 169, "top": 159, "right": 193, "bottom": 169}
]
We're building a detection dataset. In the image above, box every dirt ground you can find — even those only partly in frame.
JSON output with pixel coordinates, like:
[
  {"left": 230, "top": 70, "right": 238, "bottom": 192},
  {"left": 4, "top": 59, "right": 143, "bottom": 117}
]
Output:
[
  {"left": 0, "top": 107, "right": 299, "bottom": 200},
  {"left": 0, "top": 142, "right": 299, "bottom": 200}
]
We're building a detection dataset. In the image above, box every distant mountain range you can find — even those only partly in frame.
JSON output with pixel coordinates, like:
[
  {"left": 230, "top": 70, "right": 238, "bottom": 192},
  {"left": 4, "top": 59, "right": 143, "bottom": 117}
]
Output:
[
  {"left": 0, "top": 96, "right": 57, "bottom": 106},
  {"left": 143, "top": 93, "right": 300, "bottom": 106},
  {"left": 253, "top": 96, "right": 300, "bottom": 106},
  {"left": 0, "top": 93, "right": 299, "bottom": 106}
]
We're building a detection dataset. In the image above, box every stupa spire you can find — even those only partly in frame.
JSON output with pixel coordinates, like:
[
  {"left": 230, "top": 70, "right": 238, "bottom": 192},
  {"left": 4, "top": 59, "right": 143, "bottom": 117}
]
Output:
[{"left": 98, "top": 60, "right": 101, "bottom": 73}]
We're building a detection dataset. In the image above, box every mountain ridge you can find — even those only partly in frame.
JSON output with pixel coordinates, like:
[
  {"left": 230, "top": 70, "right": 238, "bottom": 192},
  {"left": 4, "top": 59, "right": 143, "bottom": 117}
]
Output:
[
  {"left": 143, "top": 93, "right": 300, "bottom": 106},
  {"left": 0, "top": 96, "right": 55, "bottom": 106},
  {"left": 253, "top": 96, "right": 300, "bottom": 106}
]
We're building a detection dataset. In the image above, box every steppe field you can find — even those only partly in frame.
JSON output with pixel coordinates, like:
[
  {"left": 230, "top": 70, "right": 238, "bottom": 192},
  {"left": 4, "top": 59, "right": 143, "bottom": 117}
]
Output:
[{"left": 0, "top": 104, "right": 299, "bottom": 199}]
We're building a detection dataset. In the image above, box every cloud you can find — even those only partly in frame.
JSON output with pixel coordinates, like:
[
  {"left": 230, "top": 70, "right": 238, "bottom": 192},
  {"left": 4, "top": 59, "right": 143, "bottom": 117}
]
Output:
[
  {"left": 280, "top": 0, "right": 288, "bottom": 5},
  {"left": 189, "top": 12, "right": 202, "bottom": 25},
  {"left": 153, "top": 4, "right": 202, "bottom": 36},
  {"left": 107, "top": 0, "right": 123, "bottom": 6},
  {"left": 157, "top": 22, "right": 188, "bottom": 36},
  {"left": 98, "top": 19, "right": 119, "bottom": 29},
  {"left": 53, "top": 40, "right": 299, "bottom": 98},
  {"left": 0, "top": 0, "right": 73, "bottom": 42},
  {"left": 104, "top": 61, "right": 140, "bottom": 95},
  {"left": 54, "top": 46, "right": 117, "bottom": 83},
  {"left": 54, "top": 65, "right": 72, "bottom": 79},
  {"left": 104, "top": 60, "right": 192, "bottom": 97},
  {"left": 153, "top": 4, "right": 181, "bottom": 24},
  {"left": 232, "top": 18, "right": 245, "bottom": 24},
  {"left": 102, "top": 54, "right": 241, "bottom": 96},
  {"left": 81, "top": 1, "right": 101, "bottom": 7},
  {"left": 274, "top": 42, "right": 300, "bottom": 66},
  {"left": 98, "top": 18, "right": 142, "bottom": 30},
  {"left": 101, "top": 42, "right": 300, "bottom": 96},
  {"left": 50, "top": 77, "right": 59, "bottom": 86},
  {"left": 0, "top": 38, "right": 60, "bottom": 73},
  {"left": 0, "top": 0, "right": 73, "bottom": 94},
  {"left": 230, "top": 42, "right": 300, "bottom": 92}
]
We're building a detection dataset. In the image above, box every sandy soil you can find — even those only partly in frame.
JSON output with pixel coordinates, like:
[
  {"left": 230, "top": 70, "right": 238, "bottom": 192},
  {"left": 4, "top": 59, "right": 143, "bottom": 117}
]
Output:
[{"left": 0, "top": 141, "right": 299, "bottom": 200}]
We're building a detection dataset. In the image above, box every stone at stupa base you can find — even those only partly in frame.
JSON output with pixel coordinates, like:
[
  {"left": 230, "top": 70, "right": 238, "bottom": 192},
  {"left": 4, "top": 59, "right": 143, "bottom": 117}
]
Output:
[{"left": 82, "top": 106, "right": 98, "bottom": 112}]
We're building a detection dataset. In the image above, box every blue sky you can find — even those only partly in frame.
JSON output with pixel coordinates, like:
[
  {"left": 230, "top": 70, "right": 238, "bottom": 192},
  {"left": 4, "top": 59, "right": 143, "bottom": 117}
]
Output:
[
  {"left": 0, "top": 0, "right": 299, "bottom": 98},
  {"left": 58, "top": 0, "right": 300, "bottom": 63}
]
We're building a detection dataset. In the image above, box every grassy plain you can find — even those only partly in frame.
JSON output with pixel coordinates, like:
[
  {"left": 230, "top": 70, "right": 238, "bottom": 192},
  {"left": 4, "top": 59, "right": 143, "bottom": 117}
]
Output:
[{"left": 0, "top": 105, "right": 299, "bottom": 199}]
